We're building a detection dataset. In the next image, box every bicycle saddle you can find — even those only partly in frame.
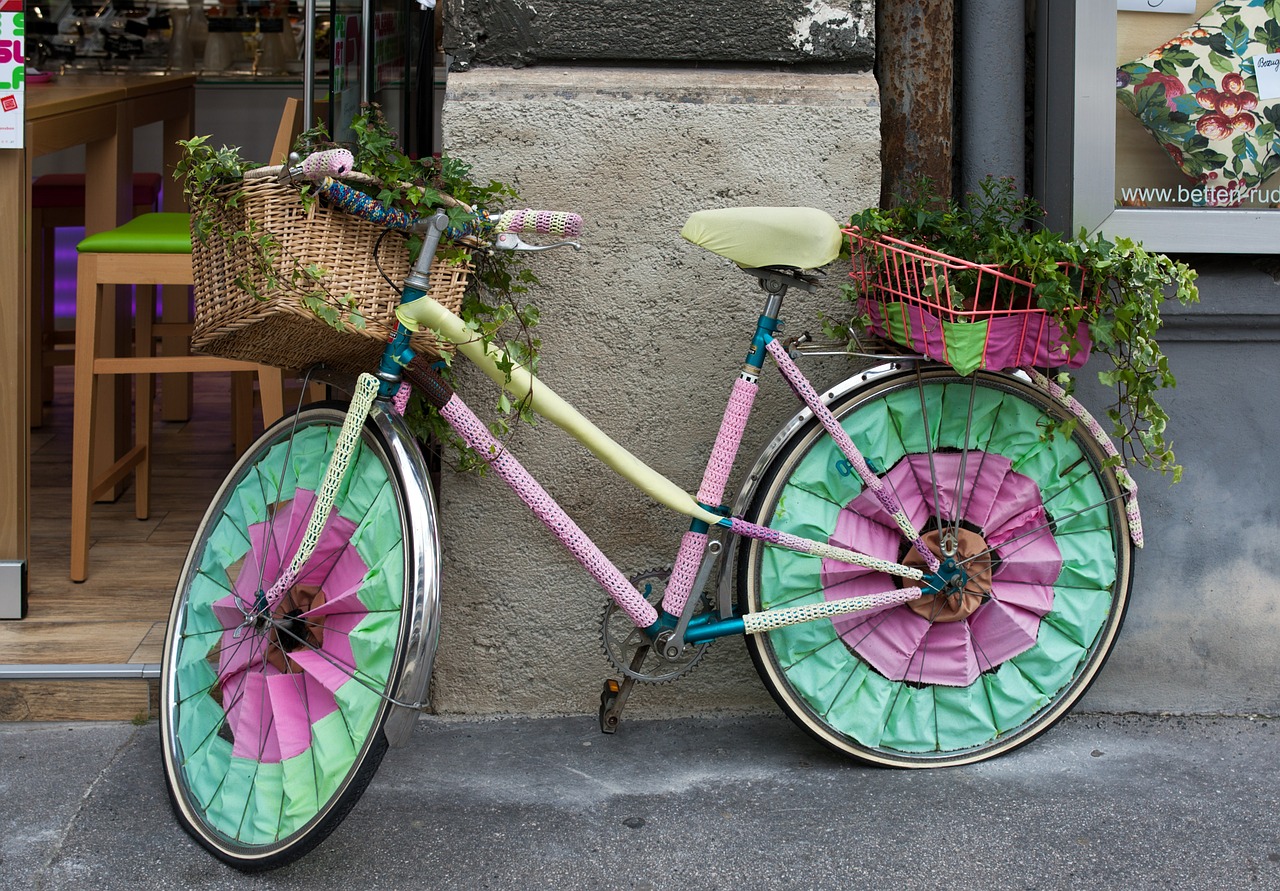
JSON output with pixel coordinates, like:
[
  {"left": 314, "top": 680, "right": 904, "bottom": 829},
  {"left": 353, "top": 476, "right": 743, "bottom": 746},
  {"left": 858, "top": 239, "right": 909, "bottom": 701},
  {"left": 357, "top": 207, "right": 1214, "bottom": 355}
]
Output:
[{"left": 680, "top": 206, "right": 843, "bottom": 271}]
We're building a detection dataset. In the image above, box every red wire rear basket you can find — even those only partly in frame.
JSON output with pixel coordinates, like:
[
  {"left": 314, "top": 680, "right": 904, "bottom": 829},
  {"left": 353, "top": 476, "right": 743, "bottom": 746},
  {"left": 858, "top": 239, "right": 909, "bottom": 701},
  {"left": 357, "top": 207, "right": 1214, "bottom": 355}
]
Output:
[{"left": 844, "top": 227, "right": 1097, "bottom": 374}]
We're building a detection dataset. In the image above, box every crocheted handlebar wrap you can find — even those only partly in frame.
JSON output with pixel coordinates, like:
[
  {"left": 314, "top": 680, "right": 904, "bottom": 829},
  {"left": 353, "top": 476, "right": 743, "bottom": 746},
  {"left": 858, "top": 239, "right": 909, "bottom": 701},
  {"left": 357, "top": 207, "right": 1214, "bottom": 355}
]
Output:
[
  {"left": 493, "top": 208, "right": 583, "bottom": 238},
  {"left": 319, "top": 178, "right": 420, "bottom": 232}
]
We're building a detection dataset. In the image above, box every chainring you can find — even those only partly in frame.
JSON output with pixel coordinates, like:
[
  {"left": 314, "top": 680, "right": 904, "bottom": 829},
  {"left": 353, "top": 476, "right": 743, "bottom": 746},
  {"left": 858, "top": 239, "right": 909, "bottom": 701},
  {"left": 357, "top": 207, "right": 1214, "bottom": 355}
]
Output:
[{"left": 600, "top": 568, "right": 710, "bottom": 682}]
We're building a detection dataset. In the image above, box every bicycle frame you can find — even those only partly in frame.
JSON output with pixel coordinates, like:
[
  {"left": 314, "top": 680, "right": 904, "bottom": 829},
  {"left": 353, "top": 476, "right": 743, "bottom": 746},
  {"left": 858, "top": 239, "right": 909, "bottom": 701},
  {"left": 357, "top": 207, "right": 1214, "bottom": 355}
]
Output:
[{"left": 389, "top": 264, "right": 944, "bottom": 655}]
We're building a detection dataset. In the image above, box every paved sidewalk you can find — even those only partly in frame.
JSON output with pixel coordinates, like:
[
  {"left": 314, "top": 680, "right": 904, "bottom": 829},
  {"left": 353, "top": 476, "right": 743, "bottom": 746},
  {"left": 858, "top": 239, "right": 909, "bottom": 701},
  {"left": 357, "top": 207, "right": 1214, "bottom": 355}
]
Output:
[{"left": 3, "top": 712, "right": 1279, "bottom": 889}]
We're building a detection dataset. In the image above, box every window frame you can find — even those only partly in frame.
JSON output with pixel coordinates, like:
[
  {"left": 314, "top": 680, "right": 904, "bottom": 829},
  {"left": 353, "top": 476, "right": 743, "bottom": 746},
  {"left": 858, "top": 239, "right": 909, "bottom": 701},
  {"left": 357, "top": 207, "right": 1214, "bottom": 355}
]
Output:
[{"left": 1043, "top": 2, "right": 1280, "bottom": 253}]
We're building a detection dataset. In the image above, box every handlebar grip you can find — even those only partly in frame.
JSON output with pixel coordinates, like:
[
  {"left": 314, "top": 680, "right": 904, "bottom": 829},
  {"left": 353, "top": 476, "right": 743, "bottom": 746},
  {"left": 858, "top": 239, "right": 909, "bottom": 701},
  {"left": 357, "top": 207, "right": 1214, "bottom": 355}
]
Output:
[
  {"left": 493, "top": 208, "right": 583, "bottom": 238},
  {"left": 318, "top": 178, "right": 420, "bottom": 231},
  {"left": 301, "top": 148, "right": 355, "bottom": 181}
]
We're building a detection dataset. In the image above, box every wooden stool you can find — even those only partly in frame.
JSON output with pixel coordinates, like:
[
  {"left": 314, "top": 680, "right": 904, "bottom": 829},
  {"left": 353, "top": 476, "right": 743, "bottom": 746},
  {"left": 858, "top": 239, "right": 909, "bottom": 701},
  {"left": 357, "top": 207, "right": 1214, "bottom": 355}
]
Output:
[
  {"left": 29, "top": 172, "right": 164, "bottom": 427},
  {"left": 69, "top": 212, "right": 287, "bottom": 582}
]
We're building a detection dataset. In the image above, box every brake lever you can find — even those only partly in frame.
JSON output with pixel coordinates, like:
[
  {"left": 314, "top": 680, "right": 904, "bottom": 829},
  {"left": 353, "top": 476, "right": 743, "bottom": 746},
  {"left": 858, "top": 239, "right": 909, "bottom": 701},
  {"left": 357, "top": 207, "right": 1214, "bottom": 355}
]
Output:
[{"left": 494, "top": 232, "right": 582, "bottom": 252}]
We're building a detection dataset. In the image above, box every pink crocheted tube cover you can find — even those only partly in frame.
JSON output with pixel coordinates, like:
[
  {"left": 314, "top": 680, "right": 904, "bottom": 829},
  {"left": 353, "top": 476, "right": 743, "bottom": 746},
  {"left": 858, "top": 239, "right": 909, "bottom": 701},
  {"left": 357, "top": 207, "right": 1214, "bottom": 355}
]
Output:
[
  {"left": 658, "top": 378, "right": 757, "bottom": 618},
  {"left": 660, "top": 530, "right": 708, "bottom": 618},
  {"left": 439, "top": 395, "right": 658, "bottom": 629},
  {"left": 697, "top": 377, "right": 758, "bottom": 506},
  {"left": 765, "top": 338, "right": 940, "bottom": 574}
]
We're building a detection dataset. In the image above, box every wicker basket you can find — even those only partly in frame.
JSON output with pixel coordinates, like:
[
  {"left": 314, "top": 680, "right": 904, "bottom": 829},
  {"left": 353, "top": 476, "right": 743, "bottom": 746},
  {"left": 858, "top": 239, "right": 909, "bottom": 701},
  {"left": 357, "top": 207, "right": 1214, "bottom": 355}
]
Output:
[
  {"left": 191, "top": 174, "right": 470, "bottom": 374},
  {"left": 844, "top": 227, "right": 1095, "bottom": 376}
]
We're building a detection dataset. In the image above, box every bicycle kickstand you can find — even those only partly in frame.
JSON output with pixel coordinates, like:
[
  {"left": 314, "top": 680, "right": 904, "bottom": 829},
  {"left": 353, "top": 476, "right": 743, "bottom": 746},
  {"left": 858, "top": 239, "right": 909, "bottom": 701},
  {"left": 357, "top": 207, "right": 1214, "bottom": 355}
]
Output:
[{"left": 598, "top": 646, "right": 650, "bottom": 734}]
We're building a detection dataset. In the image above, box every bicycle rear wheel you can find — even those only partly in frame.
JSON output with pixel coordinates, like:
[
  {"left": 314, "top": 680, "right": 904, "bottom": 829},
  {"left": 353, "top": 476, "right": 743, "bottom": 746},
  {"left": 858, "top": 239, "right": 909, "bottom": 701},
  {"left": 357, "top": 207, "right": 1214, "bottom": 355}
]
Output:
[
  {"left": 160, "top": 401, "right": 439, "bottom": 870},
  {"left": 738, "top": 364, "right": 1133, "bottom": 767}
]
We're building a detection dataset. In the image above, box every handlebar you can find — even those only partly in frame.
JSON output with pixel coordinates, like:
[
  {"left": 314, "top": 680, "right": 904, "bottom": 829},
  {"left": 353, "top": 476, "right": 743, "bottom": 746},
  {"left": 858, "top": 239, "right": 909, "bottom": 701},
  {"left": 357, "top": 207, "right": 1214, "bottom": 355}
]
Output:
[{"left": 292, "top": 149, "right": 583, "bottom": 243}]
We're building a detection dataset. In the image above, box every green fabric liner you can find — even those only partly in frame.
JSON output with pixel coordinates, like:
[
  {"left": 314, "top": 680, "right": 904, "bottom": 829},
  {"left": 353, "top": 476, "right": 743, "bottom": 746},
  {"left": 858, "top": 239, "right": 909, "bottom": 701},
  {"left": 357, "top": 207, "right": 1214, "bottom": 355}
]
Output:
[
  {"left": 171, "top": 421, "right": 407, "bottom": 843},
  {"left": 759, "top": 382, "right": 1118, "bottom": 754},
  {"left": 879, "top": 309, "right": 993, "bottom": 377}
]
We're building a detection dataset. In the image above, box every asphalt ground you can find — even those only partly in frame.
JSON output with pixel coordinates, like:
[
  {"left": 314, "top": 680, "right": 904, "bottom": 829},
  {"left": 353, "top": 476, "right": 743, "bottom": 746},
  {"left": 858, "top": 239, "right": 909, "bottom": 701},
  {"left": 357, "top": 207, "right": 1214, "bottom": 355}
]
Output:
[{"left": 3, "top": 712, "right": 1279, "bottom": 890}]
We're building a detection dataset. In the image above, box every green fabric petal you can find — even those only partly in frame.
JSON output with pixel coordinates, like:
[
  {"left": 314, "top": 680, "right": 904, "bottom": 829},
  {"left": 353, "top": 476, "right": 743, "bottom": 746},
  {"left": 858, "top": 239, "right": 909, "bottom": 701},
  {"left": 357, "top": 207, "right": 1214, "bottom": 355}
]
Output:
[
  {"left": 938, "top": 318, "right": 991, "bottom": 377},
  {"left": 881, "top": 684, "right": 938, "bottom": 753}
]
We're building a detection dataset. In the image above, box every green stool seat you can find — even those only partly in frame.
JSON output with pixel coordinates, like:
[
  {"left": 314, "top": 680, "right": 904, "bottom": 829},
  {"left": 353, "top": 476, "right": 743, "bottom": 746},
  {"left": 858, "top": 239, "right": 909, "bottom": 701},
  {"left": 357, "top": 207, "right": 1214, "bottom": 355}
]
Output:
[{"left": 77, "top": 212, "right": 192, "bottom": 254}]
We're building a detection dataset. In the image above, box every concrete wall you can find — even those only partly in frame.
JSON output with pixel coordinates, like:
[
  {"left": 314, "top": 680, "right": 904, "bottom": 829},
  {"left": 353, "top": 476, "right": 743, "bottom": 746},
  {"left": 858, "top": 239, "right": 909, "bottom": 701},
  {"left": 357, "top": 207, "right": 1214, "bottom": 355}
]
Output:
[
  {"left": 431, "top": 66, "right": 880, "bottom": 716},
  {"left": 433, "top": 66, "right": 1280, "bottom": 722}
]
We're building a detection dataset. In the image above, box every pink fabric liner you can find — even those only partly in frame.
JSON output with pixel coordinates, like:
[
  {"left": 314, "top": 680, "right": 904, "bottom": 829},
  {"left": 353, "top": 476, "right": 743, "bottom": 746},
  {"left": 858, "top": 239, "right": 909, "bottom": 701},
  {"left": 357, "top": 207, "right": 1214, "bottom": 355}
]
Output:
[
  {"left": 865, "top": 300, "right": 1092, "bottom": 371},
  {"left": 820, "top": 453, "right": 1062, "bottom": 686},
  {"left": 212, "top": 489, "right": 370, "bottom": 762}
]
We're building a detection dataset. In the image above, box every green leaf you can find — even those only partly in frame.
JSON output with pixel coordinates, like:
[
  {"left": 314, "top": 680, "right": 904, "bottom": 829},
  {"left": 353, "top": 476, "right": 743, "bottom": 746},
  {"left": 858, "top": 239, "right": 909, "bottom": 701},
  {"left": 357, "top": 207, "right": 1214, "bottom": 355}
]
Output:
[{"left": 1209, "top": 51, "right": 1238, "bottom": 75}]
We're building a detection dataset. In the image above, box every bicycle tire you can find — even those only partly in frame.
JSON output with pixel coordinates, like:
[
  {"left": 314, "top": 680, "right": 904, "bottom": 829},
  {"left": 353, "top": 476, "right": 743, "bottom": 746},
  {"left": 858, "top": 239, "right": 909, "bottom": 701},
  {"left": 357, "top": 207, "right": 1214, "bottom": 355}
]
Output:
[
  {"left": 738, "top": 364, "right": 1134, "bottom": 767},
  {"left": 160, "top": 401, "right": 440, "bottom": 870}
]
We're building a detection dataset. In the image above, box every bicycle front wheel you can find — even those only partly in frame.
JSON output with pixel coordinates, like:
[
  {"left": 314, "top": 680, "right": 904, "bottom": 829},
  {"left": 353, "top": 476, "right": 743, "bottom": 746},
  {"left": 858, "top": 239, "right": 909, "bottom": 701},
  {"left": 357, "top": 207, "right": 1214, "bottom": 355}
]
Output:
[
  {"left": 160, "top": 402, "right": 439, "bottom": 870},
  {"left": 738, "top": 365, "right": 1134, "bottom": 767}
]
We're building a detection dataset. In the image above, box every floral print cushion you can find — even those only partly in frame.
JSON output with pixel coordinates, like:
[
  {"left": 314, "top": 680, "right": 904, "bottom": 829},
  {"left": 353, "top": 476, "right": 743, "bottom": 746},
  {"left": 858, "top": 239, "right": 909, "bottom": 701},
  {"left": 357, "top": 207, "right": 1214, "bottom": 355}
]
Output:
[{"left": 1117, "top": 0, "right": 1280, "bottom": 206}]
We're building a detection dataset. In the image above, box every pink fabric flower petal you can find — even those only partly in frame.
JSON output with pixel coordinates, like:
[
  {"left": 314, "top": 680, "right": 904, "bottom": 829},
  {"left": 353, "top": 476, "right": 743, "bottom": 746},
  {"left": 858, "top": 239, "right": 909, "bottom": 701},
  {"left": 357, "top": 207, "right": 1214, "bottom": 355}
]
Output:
[
  {"left": 295, "top": 513, "right": 360, "bottom": 588},
  {"left": 212, "top": 592, "right": 250, "bottom": 631},
  {"left": 300, "top": 546, "right": 369, "bottom": 611},
  {"left": 266, "top": 672, "right": 338, "bottom": 760},
  {"left": 289, "top": 648, "right": 357, "bottom": 695},
  {"left": 217, "top": 626, "right": 265, "bottom": 682},
  {"left": 229, "top": 669, "right": 282, "bottom": 762},
  {"left": 819, "top": 450, "right": 1061, "bottom": 685},
  {"left": 835, "top": 606, "right": 931, "bottom": 678},
  {"left": 987, "top": 578, "right": 1055, "bottom": 616},
  {"left": 968, "top": 599, "right": 1041, "bottom": 670},
  {"left": 904, "top": 621, "right": 978, "bottom": 686}
]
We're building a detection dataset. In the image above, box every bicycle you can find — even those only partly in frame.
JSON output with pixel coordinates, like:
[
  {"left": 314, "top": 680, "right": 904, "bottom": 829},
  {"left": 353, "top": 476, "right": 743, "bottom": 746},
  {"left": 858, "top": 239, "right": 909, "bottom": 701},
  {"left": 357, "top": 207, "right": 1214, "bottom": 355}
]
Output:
[{"left": 159, "top": 148, "right": 1138, "bottom": 870}]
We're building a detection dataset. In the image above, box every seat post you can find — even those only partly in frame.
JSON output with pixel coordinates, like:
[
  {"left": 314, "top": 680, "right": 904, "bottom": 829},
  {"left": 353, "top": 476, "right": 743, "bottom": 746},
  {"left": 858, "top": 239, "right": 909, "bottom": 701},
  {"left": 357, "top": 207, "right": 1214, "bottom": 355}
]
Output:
[{"left": 743, "top": 289, "right": 786, "bottom": 372}]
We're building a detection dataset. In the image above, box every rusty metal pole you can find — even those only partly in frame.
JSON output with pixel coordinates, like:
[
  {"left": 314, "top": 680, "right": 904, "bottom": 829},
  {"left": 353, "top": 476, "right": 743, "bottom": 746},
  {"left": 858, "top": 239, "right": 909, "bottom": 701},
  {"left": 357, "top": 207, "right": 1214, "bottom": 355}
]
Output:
[{"left": 877, "top": 0, "right": 954, "bottom": 208}]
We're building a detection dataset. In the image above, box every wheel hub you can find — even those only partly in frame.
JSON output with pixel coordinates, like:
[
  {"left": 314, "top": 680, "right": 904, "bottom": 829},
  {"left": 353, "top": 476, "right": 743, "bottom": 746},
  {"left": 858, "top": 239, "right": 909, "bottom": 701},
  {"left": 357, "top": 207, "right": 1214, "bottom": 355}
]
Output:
[{"left": 905, "top": 526, "right": 994, "bottom": 622}]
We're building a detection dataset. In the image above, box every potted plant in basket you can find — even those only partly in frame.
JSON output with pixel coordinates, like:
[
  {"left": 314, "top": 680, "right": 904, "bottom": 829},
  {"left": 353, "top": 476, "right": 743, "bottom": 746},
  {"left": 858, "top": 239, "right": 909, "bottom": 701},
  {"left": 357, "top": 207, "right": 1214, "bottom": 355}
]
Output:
[
  {"left": 842, "top": 176, "right": 1199, "bottom": 480},
  {"left": 176, "top": 104, "right": 542, "bottom": 472}
]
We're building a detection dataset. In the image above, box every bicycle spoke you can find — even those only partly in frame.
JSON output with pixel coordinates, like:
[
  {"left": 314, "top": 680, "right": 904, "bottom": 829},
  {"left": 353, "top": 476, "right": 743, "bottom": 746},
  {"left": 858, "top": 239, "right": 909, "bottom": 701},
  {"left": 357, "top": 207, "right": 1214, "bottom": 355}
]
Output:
[
  {"left": 915, "top": 364, "right": 946, "bottom": 543},
  {"left": 950, "top": 378, "right": 980, "bottom": 546}
]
